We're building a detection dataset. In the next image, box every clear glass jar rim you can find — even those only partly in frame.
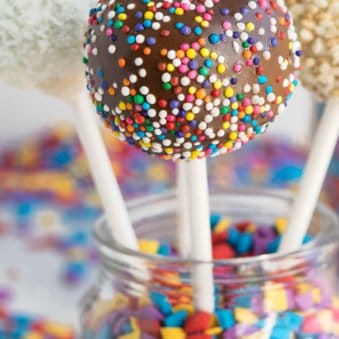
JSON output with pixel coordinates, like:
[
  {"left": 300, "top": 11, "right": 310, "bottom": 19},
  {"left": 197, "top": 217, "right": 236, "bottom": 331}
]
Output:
[{"left": 94, "top": 188, "right": 339, "bottom": 266}]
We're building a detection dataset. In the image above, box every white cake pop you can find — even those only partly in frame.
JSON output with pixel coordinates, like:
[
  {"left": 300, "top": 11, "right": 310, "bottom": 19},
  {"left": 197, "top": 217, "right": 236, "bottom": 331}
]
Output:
[
  {"left": 0, "top": 0, "right": 94, "bottom": 93},
  {"left": 287, "top": 0, "right": 339, "bottom": 100}
]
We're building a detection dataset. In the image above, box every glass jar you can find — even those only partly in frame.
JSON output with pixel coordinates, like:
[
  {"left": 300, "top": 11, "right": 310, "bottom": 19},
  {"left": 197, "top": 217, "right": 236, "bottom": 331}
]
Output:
[{"left": 81, "top": 189, "right": 339, "bottom": 339}]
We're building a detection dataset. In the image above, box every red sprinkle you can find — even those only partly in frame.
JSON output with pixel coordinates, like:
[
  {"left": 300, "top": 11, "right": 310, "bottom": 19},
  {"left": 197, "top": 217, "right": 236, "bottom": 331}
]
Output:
[{"left": 184, "top": 312, "right": 212, "bottom": 333}]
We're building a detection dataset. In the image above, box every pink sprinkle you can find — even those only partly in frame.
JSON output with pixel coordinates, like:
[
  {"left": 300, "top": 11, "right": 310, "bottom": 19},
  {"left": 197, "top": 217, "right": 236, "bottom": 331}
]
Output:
[
  {"left": 196, "top": 4, "right": 206, "bottom": 13},
  {"left": 267, "top": 111, "right": 274, "bottom": 119},
  {"left": 246, "top": 60, "right": 253, "bottom": 67},
  {"left": 238, "top": 124, "right": 246, "bottom": 132},
  {"left": 192, "top": 42, "right": 200, "bottom": 50},
  {"left": 178, "top": 65, "right": 188, "bottom": 73},
  {"left": 258, "top": 0, "right": 268, "bottom": 8},
  {"left": 243, "top": 98, "right": 251, "bottom": 106},
  {"left": 254, "top": 106, "right": 261, "bottom": 114},
  {"left": 182, "top": 3, "right": 190, "bottom": 10},
  {"left": 233, "top": 63, "right": 242, "bottom": 73},
  {"left": 188, "top": 70, "right": 197, "bottom": 80},
  {"left": 167, "top": 115, "right": 175, "bottom": 122},
  {"left": 126, "top": 117, "right": 133, "bottom": 124},
  {"left": 105, "top": 28, "right": 113, "bottom": 36},
  {"left": 182, "top": 57, "right": 190, "bottom": 65},
  {"left": 186, "top": 94, "right": 195, "bottom": 102},
  {"left": 222, "top": 21, "right": 231, "bottom": 29},
  {"left": 203, "top": 13, "right": 212, "bottom": 20},
  {"left": 180, "top": 43, "right": 190, "bottom": 51}
]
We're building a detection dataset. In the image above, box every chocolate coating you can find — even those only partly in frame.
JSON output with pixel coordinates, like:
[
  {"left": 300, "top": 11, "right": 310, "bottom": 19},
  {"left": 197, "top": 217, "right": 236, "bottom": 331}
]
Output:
[{"left": 84, "top": 0, "right": 301, "bottom": 160}]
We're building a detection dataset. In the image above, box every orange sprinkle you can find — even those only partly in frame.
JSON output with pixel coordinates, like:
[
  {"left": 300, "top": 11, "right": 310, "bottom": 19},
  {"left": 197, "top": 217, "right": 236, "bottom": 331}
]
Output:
[
  {"left": 122, "top": 78, "right": 130, "bottom": 86},
  {"left": 160, "top": 48, "right": 168, "bottom": 56},
  {"left": 198, "top": 37, "right": 206, "bottom": 46},
  {"left": 126, "top": 103, "right": 133, "bottom": 110},
  {"left": 130, "top": 89, "right": 137, "bottom": 96},
  {"left": 108, "top": 88, "right": 115, "bottom": 96},
  {"left": 127, "top": 125, "right": 134, "bottom": 133},
  {"left": 243, "top": 50, "right": 252, "bottom": 59},
  {"left": 143, "top": 47, "right": 151, "bottom": 55},
  {"left": 118, "top": 58, "right": 126, "bottom": 68},
  {"left": 176, "top": 49, "right": 185, "bottom": 59},
  {"left": 195, "top": 88, "right": 206, "bottom": 99}
]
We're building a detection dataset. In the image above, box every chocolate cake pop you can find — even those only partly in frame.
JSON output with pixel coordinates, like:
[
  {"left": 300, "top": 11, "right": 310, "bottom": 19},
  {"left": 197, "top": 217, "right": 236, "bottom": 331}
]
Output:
[{"left": 84, "top": 0, "right": 301, "bottom": 160}]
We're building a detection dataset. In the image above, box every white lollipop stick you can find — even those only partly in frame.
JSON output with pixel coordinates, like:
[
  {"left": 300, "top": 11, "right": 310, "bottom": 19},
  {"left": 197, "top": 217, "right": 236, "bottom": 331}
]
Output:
[
  {"left": 67, "top": 90, "right": 138, "bottom": 250},
  {"left": 186, "top": 159, "right": 214, "bottom": 313},
  {"left": 177, "top": 162, "right": 191, "bottom": 258},
  {"left": 279, "top": 98, "right": 339, "bottom": 253}
]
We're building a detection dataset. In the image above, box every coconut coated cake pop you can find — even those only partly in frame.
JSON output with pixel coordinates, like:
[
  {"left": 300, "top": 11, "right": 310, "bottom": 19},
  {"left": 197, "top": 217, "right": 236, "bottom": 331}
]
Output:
[
  {"left": 0, "top": 0, "right": 94, "bottom": 90},
  {"left": 287, "top": 0, "right": 339, "bottom": 101},
  {"left": 84, "top": 0, "right": 301, "bottom": 160}
]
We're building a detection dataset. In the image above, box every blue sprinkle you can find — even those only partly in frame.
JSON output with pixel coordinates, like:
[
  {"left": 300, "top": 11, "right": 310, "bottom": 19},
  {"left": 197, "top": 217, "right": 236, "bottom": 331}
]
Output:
[
  {"left": 236, "top": 232, "right": 253, "bottom": 255},
  {"left": 158, "top": 243, "right": 171, "bottom": 256},
  {"left": 164, "top": 311, "right": 188, "bottom": 327},
  {"left": 216, "top": 309, "right": 235, "bottom": 330},
  {"left": 220, "top": 8, "right": 230, "bottom": 15},
  {"left": 258, "top": 75, "right": 268, "bottom": 84},
  {"left": 303, "top": 234, "right": 313, "bottom": 244},
  {"left": 233, "top": 31, "right": 240, "bottom": 39},
  {"left": 228, "top": 227, "right": 240, "bottom": 246},
  {"left": 204, "top": 59, "right": 213, "bottom": 68},
  {"left": 150, "top": 291, "right": 172, "bottom": 316},
  {"left": 175, "top": 22, "right": 184, "bottom": 29},
  {"left": 208, "top": 33, "right": 220, "bottom": 44},
  {"left": 271, "top": 37, "right": 278, "bottom": 47},
  {"left": 180, "top": 26, "right": 191, "bottom": 35},
  {"left": 271, "top": 326, "right": 291, "bottom": 339},
  {"left": 296, "top": 50, "right": 302, "bottom": 57},
  {"left": 231, "top": 77, "right": 237, "bottom": 85},
  {"left": 210, "top": 214, "right": 221, "bottom": 229},
  {"left": 265, "top": 86, "right": 273, "bottom": 94},
  {"left": 255, "top": 125, "right": 262, "bottom": 134},
  {"left": 146, "top": 36, "right": 156, "bottom": 45},
  {"left": 193, "top": 26, "right": 203, "bottom": 35},
  {"left": 278, "top": 312, "right": 303, "bottom": 331},
  {"left": 267, "top": 236, "right": 281, "bottom": 253},
  {"left": 143, "top": 20, "right": 152, "bottom": 28}
]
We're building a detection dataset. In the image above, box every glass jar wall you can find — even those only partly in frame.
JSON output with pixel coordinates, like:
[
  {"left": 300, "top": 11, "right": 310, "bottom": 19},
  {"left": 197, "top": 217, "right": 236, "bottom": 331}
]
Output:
[{"left": 81, "top": 190, "right": 339, "bottom": 338}]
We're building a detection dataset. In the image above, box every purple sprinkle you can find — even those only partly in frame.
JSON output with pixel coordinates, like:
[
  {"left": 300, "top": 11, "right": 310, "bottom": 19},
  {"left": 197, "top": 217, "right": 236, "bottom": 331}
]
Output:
[
  {"left": 295, "top": 292, "right": 314, "bottom": 310},
  {"left": 135, "top": 305, "right": 164, "bottom": 321}
]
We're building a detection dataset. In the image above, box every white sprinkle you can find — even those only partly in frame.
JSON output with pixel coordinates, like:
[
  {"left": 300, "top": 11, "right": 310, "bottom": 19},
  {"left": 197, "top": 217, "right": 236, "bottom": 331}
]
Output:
[
  {"left": 199, "top": 122, "right": 207, "bottom": 130},
  {"left": 127, "top": 3, "right": 136, "bottom": 9},
  {"left": 159, "top": 110, "right": 167, "bottom": 118},
  {"left": 244, "top": 84, "right": 251, "bottom": 93},
  {"left": 237, "top": 22, "right": 245, "bottom": 31},
  {"left": 139, "top": 68, "right": 147, "bottom": 77},
  {"left": 205, "top": 114, "right": 213, "bottom": 123},
  {"left": 217, "top": 130, "right": 225, "bottom": 137},
  {"left": 163, "top": 139, "right": 171, "bottom": 146},
  {"left": 95, "top": 93, "right": 102, "bottom": 101},
  {"left": 234, "top": 12, "right": 243, "bottom": 21},
  {"left": 240, "top": 32, "right": 249, "bottom": 41},
  {"left": 135, "top": 57, "right": 143, "bottom": 66},
  {"left": 121, "top": 87, "right": 130, "bottom": 96},
  {"left": 181, "top": 77, "right": 190, "bottom": 86},
  {"left": 155, "top": 12, "right": 164, "bottom": 20},
  {"left": 178, "top": 94, "right": 185, "bottom": 101},
  {"left": 248, "top": 1, "right": 257, "bottom": 9},
  {"left": 167, "top": 50, "right": 176, "bottom": 60},
  {"left": 233, "top": 41, "right": 240, "bottom": 53},
  {"left": 211, "top": 107, "right": 220, "bottom": 117},
  {"left": 258, "top": 27, "right": 265, "bottom": 36},
  {"left": 129, "top": 75, "right": 138, "bottom": 83},
  {"left": 136, "top": 35, "right": 145, "bottom": 44},
  {"left": 152, "top": 22, "right": 161, "bottom": 30},
  {"left": 263, "top": 50, "right": 271, "bottom": 61},
  {"left": 183, "top": 103, "right": 193, "bottom": 111},
  {"left": 146, "top": 94, "right": 156, "bottom": 104},
  {"left": 161, "top": 73, "right": 171, "bottom": 83},
  {"left": 147, "top": 109, "right": 157, "bottom": 118},
  {"left": 184, "top": 142, "right": 193, "bottom": 150},
  {"left": 252, "top": 84, "right": 260, "bottom": 94},
  {"left": 140, "top": 86, "right": 149, "bottom": 95}
]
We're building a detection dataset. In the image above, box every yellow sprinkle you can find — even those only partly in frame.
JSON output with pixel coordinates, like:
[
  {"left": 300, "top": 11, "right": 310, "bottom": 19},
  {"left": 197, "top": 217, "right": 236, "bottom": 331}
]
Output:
[
  {"left": 234, "top": 308, "right": 258, "bottom": 324},
  {"left": 44, "top": 323, "right": 74, "bottom": 337},
  {"left": 138, "top": 239, "right": 160, "bottom": 254},
  {"left": 205, "top": 327, "right": 223, "bottom": 335},
  {"left": 276, "top": 96, "right": 283, "bottom": 104},
  {"left": 186, "top": 48, "right": 197, "bottom": 59},
  {"left": 210, "top": 51, "right": 218, "bottom": 59},
  {"left": 264, "top": 286, "right": 288, "bottom": 312},
  {"left": 173, "top": 304, "right": 195, "bottom": 314},
  {"left": 25, "top": 333, "right": 44, "bottom": 339},
  {"left": 161, "top": 328, "right": 186, "bottom": 339},
  {"left": 275, "top": 217, "right": 288, "bottom": 234},
  {"left": 223, "top": 122, "right": 231, "bottom": 130},
  {"left": 225, "top": 141, "right": 233, "bottom": 149},
  {"left": 217, "top": 64, "right": 226, "bottom": 74},
  {"left": 190, "top": 150, "right": 200, "bottom": 160},
  {"left": 188, "top": 87, "right": 196, "bottom": 95},
  {"left": 297, "top": 283, "right": 312, "bottom": 294},
  {"left": 118, "top": 13, "right": 127, "bottom": 20},
  {"left": 246, "top": 22, "right": 255, "bottom": 31},
  {"left": 195, "top": 15, "right": 202, "bottom": 23},
  {"left": 144, "top": 11, "right": 154, "bottom": 20},
  {"left": 312, "top": 288, "right": 321, "bottom": 303},
  {"left": 214, "top": 219, "right": 231, "bottom": 233},
  {"left": 245, "top": 106, "right": 253, "bottom": 114},
  {"left": 224, "top": 87, "right": 234, "bottom": 98},
  {"left": 186, "top": 112, "right": 195, "bottom": 121},
  {"left": 201, "top": 20, "right": 209, "bottom": 28},
  {"left": 140, "top": 141, "right": 151, "bottom": 148},
  {"left": 213, "top": 80, "right": 222, "bottom": 89},
  {"left": 119, "top": 331, "right": 140, "bottom": 339},
  {"left": 167, "top": 64, "right": 175, "bottom": 72},
  {"left": 119, "top": 101, "right": 127, "bottom": 110},
  {"left": 231, "top": 102, "right": 238, "bottom": 110},
  {"left": 165, "top": 148, "right": 174, "bottom": 155},
  {"left": 130, "top": 317, "right": 140, "bottom": 332},
  {"left": 175, "top": 8, "right": 184, "bottom": 15},
  {"left": 332, "top": 297, "right": 339, "bottom": 309},
  {"left": 200, "top": 47, "right": 209, "bottom": 57},
  {"left": 229, "top": 132, "right": 238, "bottom": 141}
]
